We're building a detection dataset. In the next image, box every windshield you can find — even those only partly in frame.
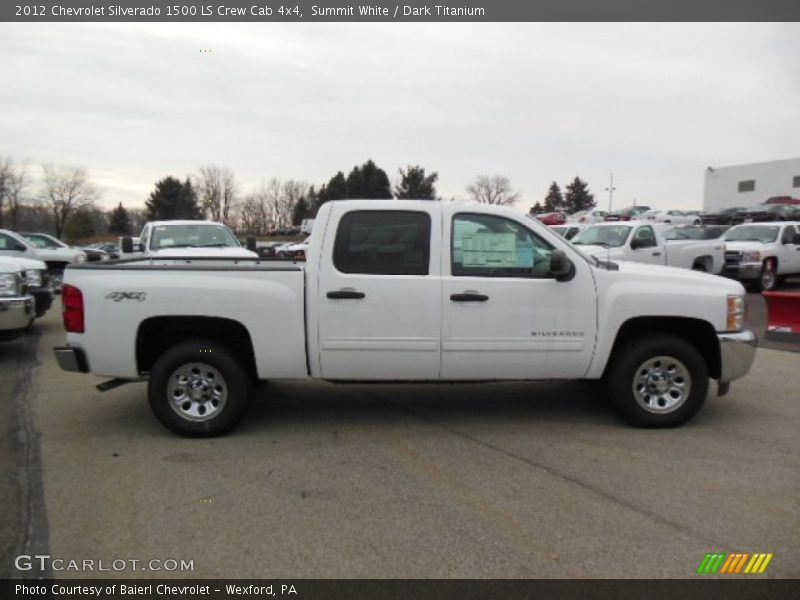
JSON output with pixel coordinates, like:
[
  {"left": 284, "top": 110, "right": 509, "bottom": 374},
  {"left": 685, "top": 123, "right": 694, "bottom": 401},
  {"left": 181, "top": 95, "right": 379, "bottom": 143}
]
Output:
[
  {"left": 724, "top": 226, "right": 779, "bottom": 243},
  {"left": 571, "top": 225, "right": 632, "bottom": 248},
  {"left": 150, "top": 224, "right": 240, "bottom": 250},
  {"left": 23, "top": 234, "right": 65, "bottom": 249}
]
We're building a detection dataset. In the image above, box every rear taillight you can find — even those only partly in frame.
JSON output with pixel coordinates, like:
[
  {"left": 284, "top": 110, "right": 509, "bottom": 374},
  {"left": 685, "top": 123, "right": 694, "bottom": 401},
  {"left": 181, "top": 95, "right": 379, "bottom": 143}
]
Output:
[{"left": 62, "top": 284, "right": 84, "bottom": 333}]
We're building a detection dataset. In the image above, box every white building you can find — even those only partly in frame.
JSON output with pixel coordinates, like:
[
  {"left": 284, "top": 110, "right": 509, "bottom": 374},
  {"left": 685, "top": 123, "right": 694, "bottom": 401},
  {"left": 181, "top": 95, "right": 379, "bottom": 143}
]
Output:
[{"left": 703, "top": 157, "right": 800, "bottom": 211}]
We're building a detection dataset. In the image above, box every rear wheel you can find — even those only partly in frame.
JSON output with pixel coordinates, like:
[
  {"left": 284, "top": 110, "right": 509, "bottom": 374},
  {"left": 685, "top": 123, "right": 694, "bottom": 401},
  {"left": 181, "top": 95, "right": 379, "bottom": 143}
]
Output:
[
  {"left": 148, "top": 339, "right": 251, "bottom": 436},
  {"left": 606, "top": 335, "right": 708, "bottom": 427}
]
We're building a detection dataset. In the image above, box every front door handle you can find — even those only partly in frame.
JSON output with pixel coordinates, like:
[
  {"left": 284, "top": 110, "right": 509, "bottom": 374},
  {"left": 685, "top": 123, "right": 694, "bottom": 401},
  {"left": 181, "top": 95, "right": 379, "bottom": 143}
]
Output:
[
  {"left": 327, "top": 290, "right": 365, "bottom": 300},
  {"left": 450, "top": 293, "right": 489, "bottom": 302},
  {"left": 652, "top": 251, "right": 662, "bottom": 256}
]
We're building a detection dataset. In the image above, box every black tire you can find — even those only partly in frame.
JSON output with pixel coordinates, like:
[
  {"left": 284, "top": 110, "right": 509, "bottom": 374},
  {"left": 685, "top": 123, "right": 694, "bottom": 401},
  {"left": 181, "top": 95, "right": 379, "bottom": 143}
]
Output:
[
  {"left": 148, "top": 339, "right": 252, "bottom": 437},
  {"left": 757, "top": 259, "right": 777, "bottom": 292},
  {"left": 605, "top": 335, "right": 708, "bottom": 428}
]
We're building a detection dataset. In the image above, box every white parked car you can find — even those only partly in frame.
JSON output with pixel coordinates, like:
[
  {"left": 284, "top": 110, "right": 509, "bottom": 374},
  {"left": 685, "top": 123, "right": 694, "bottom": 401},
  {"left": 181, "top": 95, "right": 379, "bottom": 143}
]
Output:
[
  {"left": 0, "top": 228, "right": 86, "bottom": 290},
  {"left": 53, "top": 200, "right": 755, "bottom": 436},
  {"left": 571, "top": 221, "right": 725, "bottom": 273},
  {"left": 568, "top": 209, "right": 608, "bottom": 224},
  {"left": 722, "top": 222, "right": 800, "bottom": 291},
  {"left": 0, "top": 261, "right": 34, "bottom": 341},
  {"left": 642, "top": 210, "right": 700, "bottom": 225},
  {"left": 121, "top": 221, "right": 258, "bottom": 259}
]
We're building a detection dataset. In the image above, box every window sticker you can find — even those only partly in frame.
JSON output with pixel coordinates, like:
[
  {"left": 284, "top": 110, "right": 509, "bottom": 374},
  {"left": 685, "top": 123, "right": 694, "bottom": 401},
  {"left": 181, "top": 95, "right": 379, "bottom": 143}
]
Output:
[{"left": 462, "top": 232, "right": 517, "bottom": 267}]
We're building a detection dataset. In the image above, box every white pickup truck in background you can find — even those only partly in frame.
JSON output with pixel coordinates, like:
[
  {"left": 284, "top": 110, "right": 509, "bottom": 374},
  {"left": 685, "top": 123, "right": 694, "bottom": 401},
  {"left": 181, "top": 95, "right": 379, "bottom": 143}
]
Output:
[
  {"left": 721, "top": 222, "right": 800, "bottom": 291},
  {"left": 121, "top": 220, "right": 259, "bottom": 259},
  {"left": 54, "top": 200, "right": 755, "bottom": 436},
  {"left": 570, "top": 221, "right": 725, "bottom": 274}
]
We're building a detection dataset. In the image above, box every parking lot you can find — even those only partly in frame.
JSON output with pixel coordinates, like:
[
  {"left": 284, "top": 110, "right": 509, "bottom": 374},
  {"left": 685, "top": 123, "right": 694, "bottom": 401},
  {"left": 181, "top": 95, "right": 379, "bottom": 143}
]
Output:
[{"left": 2, "top": 293, "right": 799, "bottom": 579}]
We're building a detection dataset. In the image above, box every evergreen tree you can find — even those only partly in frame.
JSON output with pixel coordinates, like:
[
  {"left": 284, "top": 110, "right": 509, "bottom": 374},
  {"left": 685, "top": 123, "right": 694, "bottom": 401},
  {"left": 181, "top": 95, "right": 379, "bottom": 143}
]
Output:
[
  {"left": 530, "top": 201, "right": 544, "bottom": 214},
  {"left": 107, "top": 202, "right": 131, "bottom": 235},
  {"left": 395, "top": 165, "right": 438, "bottom": 199},
  {"left": 326, "top": 172, "right": 348, "bottom": 200},
  {"left": 63, "top": 208, "right": 95, "bottom": 242},
  {"left": 564, "top": 177, "right": 596, "bottom": 213},
  {"left": 292, "top": 197, "right": 309, "bottom": 225},
  {"left": 543, "top": 182, "right": 565, "bottom": 213},
  {"left": 348, "top": 159, "right": 391, "bottom": 198},
  {"left": 145, "top": 177, "right": 201, "bottom": 221}
]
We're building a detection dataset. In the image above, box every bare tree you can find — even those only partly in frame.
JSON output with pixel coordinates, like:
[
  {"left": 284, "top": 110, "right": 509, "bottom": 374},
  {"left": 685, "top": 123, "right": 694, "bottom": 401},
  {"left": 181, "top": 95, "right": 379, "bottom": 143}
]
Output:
[
  {"left": 197, "top": 166, "right": 237, "bottom": 224},
  {"left": 0, "top": 156, "right": 13, "bottom": 228},
  {"left": 41, "top": 165, "right": 98, "bottom": 238},
  {"left": 7, "top": 161, "right": 29, "bottom": 230},
  {"left": 466, "top": 175, "right": 521, "bottom": 206},
  {"left": 238, "top": 191, "right": 269, "bottom": 235}
]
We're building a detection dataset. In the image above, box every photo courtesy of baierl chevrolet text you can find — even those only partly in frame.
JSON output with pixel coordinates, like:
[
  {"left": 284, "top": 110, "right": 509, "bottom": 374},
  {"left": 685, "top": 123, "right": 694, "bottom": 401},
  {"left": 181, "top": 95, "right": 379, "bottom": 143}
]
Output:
[{"left": 1, "top": 1, "right": 798, "bottom": 599}]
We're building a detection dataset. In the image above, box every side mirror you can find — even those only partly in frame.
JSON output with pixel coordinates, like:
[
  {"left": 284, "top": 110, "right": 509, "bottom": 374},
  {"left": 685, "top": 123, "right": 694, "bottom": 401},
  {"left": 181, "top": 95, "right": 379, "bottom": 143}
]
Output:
[
  {"left": 792, "top": 233, "right": 800, "bottom": 245},
  {"left": 121, "top": 236, "right": 133, "bottom": 253},
  {"left": 13, "top": 242, "right": 28, "bottom": 252},
  {"left": 549, "top": 250, "right": 575, "bottom": 282},
  {"left": 246, "top": 236, "right": 257, "bottom": 252},
  {"left": 630, "top": 238, "right": 644, "bottom": 250}
]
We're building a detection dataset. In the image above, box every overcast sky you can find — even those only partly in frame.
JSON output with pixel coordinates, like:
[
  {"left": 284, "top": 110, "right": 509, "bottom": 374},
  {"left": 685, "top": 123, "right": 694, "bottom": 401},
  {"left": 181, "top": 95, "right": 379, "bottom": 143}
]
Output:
[{"left": 1, "top": 22, "right": 799, "bottom": 212}]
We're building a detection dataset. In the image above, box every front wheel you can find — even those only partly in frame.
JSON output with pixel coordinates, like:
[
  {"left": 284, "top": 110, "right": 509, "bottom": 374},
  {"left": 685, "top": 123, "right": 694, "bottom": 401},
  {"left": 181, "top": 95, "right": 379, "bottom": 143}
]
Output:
[
  {"left": 148, "top": 340, "right": 252, "bottom": 436},
  {"left": 605, "top": 335, "right": 708, "bottom": 427},
  {"left": 757, "top": 260, "right": 777, "bottom": 292}
]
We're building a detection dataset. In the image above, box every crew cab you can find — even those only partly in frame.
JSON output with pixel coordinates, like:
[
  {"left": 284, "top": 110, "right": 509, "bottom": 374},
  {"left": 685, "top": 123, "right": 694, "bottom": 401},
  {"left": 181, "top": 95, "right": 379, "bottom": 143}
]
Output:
[
  {"left": 722, "top": 222, "right": 800, "bottom": 291},
  {"left": 121, "top": 220, "right": 258, "bottom": 259},
  {"left": 570, "top": 221, "right": 724, "bottom": 274},
  {"left": 0, "top": 229, "right": 85, "bottom": 290},
  {"left": 53, "top": 200, "right": 756, "bottom": 436},
  {"left": 0, "top": 261, "right": 34, "bottom": 341}
]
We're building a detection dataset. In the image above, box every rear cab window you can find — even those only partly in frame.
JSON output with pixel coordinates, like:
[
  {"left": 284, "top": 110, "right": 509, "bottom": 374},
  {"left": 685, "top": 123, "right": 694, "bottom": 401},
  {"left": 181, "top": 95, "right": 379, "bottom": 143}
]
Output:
[{"left": 333, "top": 210, "right": 431, "bottom": 275}]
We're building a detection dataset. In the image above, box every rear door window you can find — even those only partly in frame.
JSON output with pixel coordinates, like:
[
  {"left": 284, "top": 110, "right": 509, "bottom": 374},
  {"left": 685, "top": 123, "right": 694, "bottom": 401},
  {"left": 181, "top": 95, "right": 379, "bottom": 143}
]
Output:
[{"left": 333, "top": 211, "right": 431, "bottom": 275}]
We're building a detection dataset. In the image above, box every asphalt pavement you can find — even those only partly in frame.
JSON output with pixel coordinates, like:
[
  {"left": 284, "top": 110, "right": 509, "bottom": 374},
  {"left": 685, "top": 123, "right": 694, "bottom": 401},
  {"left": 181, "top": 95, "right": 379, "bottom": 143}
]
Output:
[{"left": 2, "top": 297, "right": 799, "bottom": 579}]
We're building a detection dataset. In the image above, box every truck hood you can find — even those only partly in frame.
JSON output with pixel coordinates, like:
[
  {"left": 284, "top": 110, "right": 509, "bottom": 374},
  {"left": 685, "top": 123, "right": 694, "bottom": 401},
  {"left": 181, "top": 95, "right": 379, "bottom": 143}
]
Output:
[
  {"left": 610, "top": 260, "right": 744, "bottom": 294},
  {"left": 724, "top": 241, "right": 770, "bottom": 253},
  {"left": 574, "top": 245, "right": 626, "bottom": 260},
  {"left": 149, "top": 247, "right": 259, "bottom": 258},
  {"left": 0, "top": 255, "right": 48, "bottom": 271}
]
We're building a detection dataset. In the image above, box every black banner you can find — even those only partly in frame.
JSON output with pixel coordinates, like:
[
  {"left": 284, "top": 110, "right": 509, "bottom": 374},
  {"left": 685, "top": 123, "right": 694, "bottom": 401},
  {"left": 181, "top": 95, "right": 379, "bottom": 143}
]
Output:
[
  {"left": 3, "top": 579, "right": 800, "bottom": 600},
  {"left": 3, "top": 0, "right": 800, "bottom": 22}
]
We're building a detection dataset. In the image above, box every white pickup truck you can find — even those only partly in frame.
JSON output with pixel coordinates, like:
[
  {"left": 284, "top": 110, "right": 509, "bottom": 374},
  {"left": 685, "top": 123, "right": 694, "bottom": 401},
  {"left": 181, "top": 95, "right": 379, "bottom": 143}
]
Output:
[
  {"left": 721, "top": 222, "right": 800, "bottom": 291},
  {"left": 0, "top": 228, "right": 86, "bottom": 289},
  {"left": 54, "top": 200, "right": 756, "bottom": 436},
  {"left": 121, "top": 220, "right": 258, "bottom": 259},
  {"left": 0, "top": 261, "right": 34, "bottom": 341},
  {"left": 570, "top": 221, "right": 725, "bottom": 274}
]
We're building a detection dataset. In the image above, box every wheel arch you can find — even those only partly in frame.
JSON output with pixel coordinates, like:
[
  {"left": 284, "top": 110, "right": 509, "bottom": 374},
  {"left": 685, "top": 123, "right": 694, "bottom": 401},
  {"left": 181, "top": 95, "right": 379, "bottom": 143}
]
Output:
[
  {"left": 136, "top": 316, "right": 257, "bottom": 378},
  {"left": 603, "top": 316, "right": 720, "bottom": 380}
]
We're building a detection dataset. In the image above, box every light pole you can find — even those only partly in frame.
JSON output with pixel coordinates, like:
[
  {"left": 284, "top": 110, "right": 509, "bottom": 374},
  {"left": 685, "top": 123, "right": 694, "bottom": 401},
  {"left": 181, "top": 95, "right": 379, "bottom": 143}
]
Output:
[{"left": 605, "top": 173, "right": 616, "bottom": 212}]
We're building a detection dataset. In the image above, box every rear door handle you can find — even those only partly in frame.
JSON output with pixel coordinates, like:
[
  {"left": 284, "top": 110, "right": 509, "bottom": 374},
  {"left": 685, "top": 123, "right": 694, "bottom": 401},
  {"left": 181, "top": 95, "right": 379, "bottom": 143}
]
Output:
[
  {"left": 652, "top": 251, "right": 662, "bottom": 256},
  {"left": 450, "top": 293, "right": 489, "bottom": 302},
  {"left": 327, "top": 290, "right": 365, "bottom": 299}
]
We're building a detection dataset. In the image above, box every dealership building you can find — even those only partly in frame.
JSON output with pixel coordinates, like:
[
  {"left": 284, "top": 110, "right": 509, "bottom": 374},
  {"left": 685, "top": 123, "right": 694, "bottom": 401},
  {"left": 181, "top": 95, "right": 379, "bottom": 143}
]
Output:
[{"left": 703, "top": 157, "right": 800, "bottom": 211}]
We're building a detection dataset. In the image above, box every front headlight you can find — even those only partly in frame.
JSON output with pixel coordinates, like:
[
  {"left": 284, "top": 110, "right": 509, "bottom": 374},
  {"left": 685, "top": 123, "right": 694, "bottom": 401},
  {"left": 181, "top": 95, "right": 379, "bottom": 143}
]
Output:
[
  {"left": 73, "top": 253, "right": 87, "bottom": 264},
  {"left": 727, "top": 295, "right": 746, "bottom": 331},
  {"left": 0, "top": 272, "right": 22, "bottom": 297},
  {"left": 741, "top": 250, "right": 761, "bottom": 263},
  {"left": 25, "top": 269, "right": 43, "bottom": 288}
]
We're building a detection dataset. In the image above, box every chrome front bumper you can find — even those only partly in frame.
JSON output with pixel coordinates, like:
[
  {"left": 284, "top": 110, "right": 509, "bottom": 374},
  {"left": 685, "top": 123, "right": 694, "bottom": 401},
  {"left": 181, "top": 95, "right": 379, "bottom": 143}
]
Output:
[
  {"left": 718, "top": 330, "right": 757, "bottom": 384},
  {"left": 0, "top": 295, "right": 34, "bottom": 333}
]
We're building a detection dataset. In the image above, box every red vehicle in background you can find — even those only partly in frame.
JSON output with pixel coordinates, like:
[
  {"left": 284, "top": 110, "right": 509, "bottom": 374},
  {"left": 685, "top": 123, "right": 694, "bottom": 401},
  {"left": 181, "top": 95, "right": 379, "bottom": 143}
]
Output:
[
  {"left": 764, "top": 196, "right": 800, "bottom": 206},
  {"left": 534, "top": 212, "right": 566, "bottom": 225}
]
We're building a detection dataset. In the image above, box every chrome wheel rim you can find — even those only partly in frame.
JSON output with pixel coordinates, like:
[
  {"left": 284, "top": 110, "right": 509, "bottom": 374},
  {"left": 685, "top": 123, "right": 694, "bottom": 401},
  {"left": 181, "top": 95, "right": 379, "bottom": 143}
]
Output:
[
  {"left": 167, "top": 362, "right": 227, "bottom": 422},
  {"left": 632, "top": 355, "right": 691, "bottom": 413}
]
